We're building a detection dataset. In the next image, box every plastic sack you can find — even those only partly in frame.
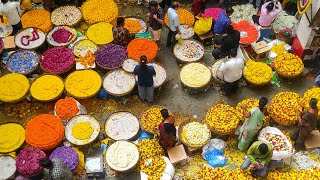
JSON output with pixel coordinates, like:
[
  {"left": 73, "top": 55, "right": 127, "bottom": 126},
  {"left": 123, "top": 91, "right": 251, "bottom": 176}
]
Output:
[
  {"left": 204, "top": 149, "right": 227, "bottom": 168},
  {"left": 258, "top": 126, "right": 295, "bottom": 160},
  {"left": 194, "top": 17, "right": 212, "bottom": 36},
  {"left": 316, "top": 75, "right": 320, "bottom": 86},
  {"left": 202, "top": 138, "right": 226, "bottom": 158},
  {"left": 139, "top": 131, "right": 154, "bottom": 141},
  {"left": 141, "top": 156, "right": 174, "bottom": 180}
]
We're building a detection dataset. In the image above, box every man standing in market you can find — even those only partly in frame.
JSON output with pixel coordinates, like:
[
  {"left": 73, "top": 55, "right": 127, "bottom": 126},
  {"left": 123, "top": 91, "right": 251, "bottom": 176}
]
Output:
[
  {"left": 40, "top": 158, "right": 73, "bottom": 179},
  {"left": 0, "top": 0, "right": 22, "bottom": 35},
  {"left": 166, "top": 1, "right": 181, "bottom": 48},
  {"left": 149, "top": 1, "right": 164, "bottom": 47},
  {"left": 216, "top": 49, "right": 244, "bottom": 96}
]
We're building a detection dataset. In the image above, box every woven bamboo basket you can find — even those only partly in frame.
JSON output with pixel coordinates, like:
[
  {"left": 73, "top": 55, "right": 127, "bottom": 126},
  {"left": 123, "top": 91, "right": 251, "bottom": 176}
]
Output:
[
  {"left": 72, "top": 39, "right": 98, "bottom": 57},
  {"left": 149, "top": 62, "right": 167, "bottom": 88},
  {"left": 180, "top": 62, "right": 212, "bottom": 89},
  {"left": 173, "top": 39, "right": 204, "bottom": 63},
  {"left": 46, "top": 26, "right": 78, "bottom": 47},
  {"left": 140, "top": 105, "right": 171, "bottom": 134},
  {"left": 275, "top": 68, "right": 303, "bottom": 78},
  {"left": 14, "top": 28, "right": 46, "bottom": 50},
  {"left": 51, "top": 5, "right": 83, "bottom": 27},
  {"left": 178, "top": 119, "right": 211, "bottom": 148},
  {"left": 211, "top": 58, "right": 226, "bottom": 83},
  {"left": 124, "top": 16, "right": 148, "bottom": 33},
  {"left": 6, "top": 50, "right": 40, "bottom": 75},
  {"left": 102, "top": 69, "right": 136, "bottom": 97},
  {"left": 29, "top": 74, "right": 64, "bottom": 102},
  {"left": 105, "top": 111, "right": 140, "bottom": 140}
]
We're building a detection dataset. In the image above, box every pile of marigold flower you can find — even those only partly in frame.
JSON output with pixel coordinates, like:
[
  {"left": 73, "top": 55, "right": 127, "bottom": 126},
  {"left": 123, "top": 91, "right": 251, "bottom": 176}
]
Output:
[
  {"left": 243, "top": 60, "right": 273, "bottom": 85},
  {"left": 81, "top": 0, "right": 118, "bottom": 24},
  {"left": 21, "top": 9, "right": 52, "bottom": 33},
  {"left": 164, "top": 8, "right": 195, "bottom": 27},
  {"left": 301, "top": 87, "right": 320, "bottom": 118},
  {"left": 274, "top": 53, "right": 304, "bottom": 77},
  {"left": 196, "top": 166, "right": 255, "bottom": 180},
  {"left": 124, "top": 19, "right": 142, "bottom": 34}
]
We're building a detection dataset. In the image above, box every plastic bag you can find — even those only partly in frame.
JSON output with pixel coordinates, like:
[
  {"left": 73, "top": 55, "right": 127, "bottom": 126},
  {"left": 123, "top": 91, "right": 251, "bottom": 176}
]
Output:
[
  {"left": 141, "top": 156, "right": 174, "bottom": 180},
  {"left": 194, "top": 17, "right": 212, "bottom": 36},
  {"left": 316, "top": 75, "right": 320, "bottom": 86},
  {"left": 202, "top": 139, "right": 226, "bottom": 158},
  {"left": 139, "top": 131, "right": 154, "bottom": 141},
  {"left": 258, "top": 126, "right": 295, "bottom": 160},
  {"left": 204, "top": 149, "right": 227, "bottom": 167}
]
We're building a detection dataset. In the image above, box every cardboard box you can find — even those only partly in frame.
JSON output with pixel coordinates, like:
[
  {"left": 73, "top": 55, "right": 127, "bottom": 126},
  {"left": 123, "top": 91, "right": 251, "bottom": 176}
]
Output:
[
  {"left": 167, "top": 144, "right": 188, "bottom": 166},
  {"left": 186, "top": 146, "right": 201, "bottom": 155},
  {"left": 3, "top": 36, "right": 16, "bottom": 49},
  {"left": 251, "top": 41, "right": 271, "bottom": 61},
  {"left": 305, "top": 130, "right": 320, "bottom": 149}
]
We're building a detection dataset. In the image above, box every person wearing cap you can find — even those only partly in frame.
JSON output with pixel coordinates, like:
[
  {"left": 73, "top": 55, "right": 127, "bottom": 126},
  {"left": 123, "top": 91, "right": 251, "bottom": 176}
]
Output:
[
  {"left": 112, "top": 17, "right": 132, "bottom": 47},
  {"left": 216, "top": 49, "right": 244, "bottom": 96},
  {"left": 252, "top": 1, "right": 282, "bottom": 27},
  {"left": 134, "top": 55, "right": 156, "bottom": 103},
  {"left": 166, "top": 1, "right": 181, "bottom": 47},
  {"left": 0, "top": 0, "right": 22, "bottom": 35},
  {"left": 149, "top": 1, "right": 164, "bottom": 47}
]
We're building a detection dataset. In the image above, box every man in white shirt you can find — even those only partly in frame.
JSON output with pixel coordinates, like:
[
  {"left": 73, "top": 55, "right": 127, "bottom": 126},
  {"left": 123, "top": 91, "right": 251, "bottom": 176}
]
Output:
[
  {"left": 166, "top": 1, "right": 181, "bottom": 47},
  {"left": 0, "top": 0, "right": 21, "bottom": 34},
  {"left": 217, "top": 49, "right": 244, "bottom": 96}
]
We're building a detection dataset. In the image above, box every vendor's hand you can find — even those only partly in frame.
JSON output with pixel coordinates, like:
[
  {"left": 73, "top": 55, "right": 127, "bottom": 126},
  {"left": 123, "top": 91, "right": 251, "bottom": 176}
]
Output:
[
  {"left": 153, "top": 14, "right": 157, "bottom": 19},
  {"left": 153, "top": 128, "right": 160, "bottom": 135},
  {"left": 256, "top": 163, "right": 264, "bottom": 170}
]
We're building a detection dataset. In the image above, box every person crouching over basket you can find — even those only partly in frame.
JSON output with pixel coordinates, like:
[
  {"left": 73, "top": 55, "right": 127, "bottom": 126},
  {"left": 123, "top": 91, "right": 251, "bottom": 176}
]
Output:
[
  {"left": 134, "top": 55, "right": 156, "bottom": 103},
  {"left": 154, "top": 109, "right": 177, "bottom": 150}
]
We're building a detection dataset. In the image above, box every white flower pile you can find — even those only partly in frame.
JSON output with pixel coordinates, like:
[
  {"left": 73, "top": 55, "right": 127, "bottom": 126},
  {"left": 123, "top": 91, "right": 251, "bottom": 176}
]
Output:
[{"left": 182, "top": 122, "right": 210, "bottom": 146}]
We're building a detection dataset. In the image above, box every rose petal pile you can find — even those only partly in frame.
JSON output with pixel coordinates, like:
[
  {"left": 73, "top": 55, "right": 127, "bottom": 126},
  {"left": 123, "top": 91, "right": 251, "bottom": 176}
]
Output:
[
  {"left": 0, "top": 123, "right": 25, "bottom": 153},
  {"left": 262, "top": 133, "right": 289, "bottom": 151},
  {"left": 30, "top": 75, "right": 64, "bottom": 101},
  {"left": 6, "top": 50, "right": 39, "bottom": 74},
  {"left": 81, "top": 0, "right": 118, "bottom": 24},
  {"left": 26, "top": 114, "right": 64, "bottom": 150},
  {"left": 243, "top": 60, "right": 273, "bottom": 85},
  {"left": 49, "top": 146, "right": 79, "bottom": 172},
  {"left": 41, "top": 47, "right": 75, "bottom": 74},
  {"left": 16, "top": 147, "right": 46, "bottom": 176},
  {"left": 95, "top": 44, "right": 127, "bottom": 69},
  {"left": 301, "top": 87, "right": 320, "bottom": 118},
  {"left": 86, "top": 22, "right": 113, "bottom": 45},
  {"left": 205, "top": 104, "right": 241, "bottom": 134},
  {"left": 164, "top": 8, "right": 195, "bottom": 27},
  {"left": 141, "top": 106, "right": 169, "bottom": 134},
  {"left": 124, "top": 19, "right": 142, "bottom": 34},
  {"left": 21, "top": 9, "right": 52, "bottom": 33},
  {"left": 274, "top": 53, "right": 304, "bottom": 77},
  {"left": 55, "top": 97, "right": 79, "bottom": 120},
  {"left": 127, "top": 38, "right": 158, "bottom": 62},
  {"left": 51, "top": 28, "right": 74, "bottom": 44},
  {"left": 269, "top": 92, "right": 302, "bottom": 126},
  {"left": 232, "top": 21, "right": 258, "bottom": 45},
  {"left": 0, "top": 73, "right": 29, "bottom": 103},
  {"left": 201, "top": 8, "right": 225, "bottom": 21},
  {"left": 65, "top": 70, "right": 102, "bottom": 98},
  {"left": 51, "top": 6, "right": 82, "bottom": 26}
]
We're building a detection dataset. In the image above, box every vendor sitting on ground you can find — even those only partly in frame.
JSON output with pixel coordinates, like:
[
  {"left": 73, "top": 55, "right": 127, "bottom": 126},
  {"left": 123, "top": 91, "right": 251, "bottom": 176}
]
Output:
[
  {"left": 213, "top": 7, "right": 233, "bottom": 34},
  {"left": 212, "top": 25, "right": 240, "bottom": 59},
  {"left": 112, "top": 17, "right": 132, "bottom": 47},
  {"left": 291, "top": 98, "right": 318, "bottom": 151},
  {"left": 154, "top": 109, "right": 177, "bottom": 150},
  {"left": 252, "top": 1, "right": 282, "bottom": 27},
  {"left": 216, "top": 49, "right": 244, "bottom": 96},
  {"left": 241, "top": 141, "right": 282, "bottom": 177}
]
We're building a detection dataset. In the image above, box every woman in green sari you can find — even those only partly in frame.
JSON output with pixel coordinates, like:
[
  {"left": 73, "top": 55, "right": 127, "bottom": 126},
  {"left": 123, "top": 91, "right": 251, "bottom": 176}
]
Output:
[{"left": 238, "top": 97, "right": 268, "bottom": 151}]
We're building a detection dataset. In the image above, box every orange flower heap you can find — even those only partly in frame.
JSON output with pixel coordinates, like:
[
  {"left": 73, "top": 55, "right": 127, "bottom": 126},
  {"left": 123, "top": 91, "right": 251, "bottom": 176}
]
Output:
[
  {"left": 21, "top": 9, "right": 52, "bottom": 33},
  {"left": 164, "top": 8, "right": 195, "bottom": 27},
  {"left": 124, "top": 19, "right": 142, "bottom": 34},
  {"left": 81, "top": 0, "right": 118, "bottom": 24},
  {"left": 75, "top": 51, "right": 96, "bottom": 68},
  {"left": 232, "top": 21, "right": 258, "bottom": 45},
  {"left": 274, "top": 53, "right": 304, "bottom": 77},
  {"left": 127, "top": 38, "right": 158, "bottom": 62},
  {"left": 205, "top": 104, "right": 241, "bottom": 134},
  {"left": 55, "top": 97, "right": 79, "bottom": 120},
  {"left": 269, "top": 92, "right": 302, "bottom": 126}
]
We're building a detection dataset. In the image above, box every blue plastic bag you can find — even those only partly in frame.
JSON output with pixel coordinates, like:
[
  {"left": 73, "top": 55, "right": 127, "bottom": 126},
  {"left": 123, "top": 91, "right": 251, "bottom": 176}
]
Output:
[
  {"left": 96, "top": 88, "right": 110, "bottom": 99},
  {"left": 204, "top": 149, "right": 227, "bottom": 167},
  {"left": 139, "top": 131, "right": 154, "bottom": 141}
]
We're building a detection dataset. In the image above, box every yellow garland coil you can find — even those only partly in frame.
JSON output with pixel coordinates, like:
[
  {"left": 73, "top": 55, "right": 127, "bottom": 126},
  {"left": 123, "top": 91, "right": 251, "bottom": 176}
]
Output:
[
  {"left": 0, "top": 73, "right": 29, "bottom": 102},
  {"left": 30, "top": 75, "right": 64, "bottom": 101}
]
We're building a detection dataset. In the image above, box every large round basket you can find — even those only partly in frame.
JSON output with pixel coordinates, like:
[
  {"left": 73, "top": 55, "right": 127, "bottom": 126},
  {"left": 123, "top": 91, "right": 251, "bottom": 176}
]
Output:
[
  {"left": 0, "top": 155, "right": 16, "bottom": 180},
  {"left": 122, "top": 58, "right": 139, "bottom": 73},
  {"left": 51, "top": 5, "right": 82, "bottom": 27},
  {"left": 105, "top": 111, "right": 140, "bottom": 140},
  {"left": 72, "top": 39, "right": 98, "bottom": 57},
  {"left": 0, "top": 73, "right": 30, "bottom": 103},
  {"left": 65, "top": 115, "right": 101, "bottom": 146},
  {"left": 211, "top": 58, "right": 226, "bottom": 83},
  {"left": 275, "top": 68, "right": 303, "bottom": 78},
  {"left": 178, "top": 119, "right": 211, "bottom": 148},
  {"left": 47, "top": 26, "right": 77, "bottom": 47},
  {"left": 140, "top": 105, "right": 171, "bottom": 134},
  {"left": 105, "top": 141, "right": 139, "bottom": 172},
  {"left": 180, "top": 62, "right": 212, "bottom": 89},
  {"left": 6, "top": 50, "right": 39, "bottom": 75},
  {"left": 134, "top": 63, "right": 167, "bottom": 88},
  {"left": 29, "top": 74, "right": 64, "bottom": 102},
  {"left": 124, "top": 16, "right": 148, "bottom": 34},
  {"left": 15, "top": 28, "right": 46, "bottom": 50},
  {"left": 0, "top": 123, "right": 25, "bottom": 153},
  {"left": 173, "top": 39, "right": 204, "bottom": 63},
  {"left": 102, "top": 69, "right": 136, "bottom": 96}
]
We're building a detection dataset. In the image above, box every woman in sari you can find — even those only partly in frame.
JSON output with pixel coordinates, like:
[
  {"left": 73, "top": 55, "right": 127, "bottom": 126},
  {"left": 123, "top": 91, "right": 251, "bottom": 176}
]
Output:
[
  {"left": 292, "top": 98, "right": 318, "bottom": 151},
  {"left": 238, "top": 97, "right": 268, "bottom": 151},
  {"left": 154, "top": 109, "right": 177, "bottom": 150}
]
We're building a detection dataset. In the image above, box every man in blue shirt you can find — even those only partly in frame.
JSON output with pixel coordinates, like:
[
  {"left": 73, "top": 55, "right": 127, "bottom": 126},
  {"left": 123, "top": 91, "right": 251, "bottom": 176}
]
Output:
[
  {"left": 134, "top": 55, "right": 156, "bottom": 103},
  {"left": 213, "top": 7, "right": 234, "bottom": 34}
]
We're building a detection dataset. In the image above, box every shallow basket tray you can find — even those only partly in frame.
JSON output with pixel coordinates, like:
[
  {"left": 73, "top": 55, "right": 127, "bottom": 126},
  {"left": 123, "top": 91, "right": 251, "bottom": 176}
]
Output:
[
  {"left": 124, "top": 16, "right": 148, "bottom": 33},
  {"left": 179, "top": 62, "right": 212, "bottom": 89},
  {"left": 50, "top": 5, "right": 83, "bottom": 27},
  {"left": 72, "top": 39, "right": 98, "bottom": 57},
  {"left": 14, "top": 28, "right": 47, "bottom": 50},
  {"left": 140, "top": 105, "right": 170, "bottom": 134},
  {"left": 104, "top": 111, "right": 140, "bottom": 140},
  {"left": 173, "top": 39, "right": 204, "bottom": 63},
  {"left": 102, "top": 69, "right": 136, "bottom": 97},
  {"left": 46, "top": 26, "right": 78, "bottom": 47},
  {"left": 6, "top": 49, "right": 40, "bottom": 75},
  {"left": 275, "top": 68, "right": 303, "bottom": 79},
  {"left": 178, "top": 119, "right": 211, "bottom": 148}
]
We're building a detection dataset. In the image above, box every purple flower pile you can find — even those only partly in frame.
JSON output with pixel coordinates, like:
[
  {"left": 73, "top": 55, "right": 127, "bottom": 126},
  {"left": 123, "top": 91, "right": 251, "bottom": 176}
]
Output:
[
  {"left": 95, "top": 43, "right": 127, "bottom": 69},
  {"left": 49, "top": 146, "right": 79, "bottom": 172}
]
